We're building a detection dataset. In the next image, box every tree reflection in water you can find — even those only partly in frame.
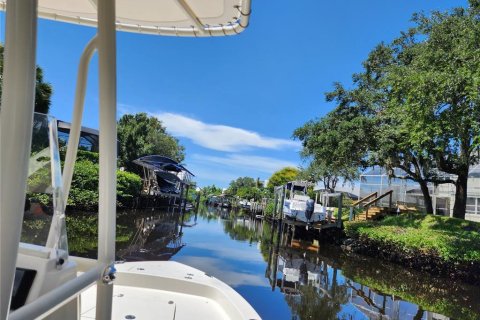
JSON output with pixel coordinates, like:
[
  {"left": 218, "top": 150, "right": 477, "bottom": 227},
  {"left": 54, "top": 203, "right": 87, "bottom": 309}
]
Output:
[{"left": 258, "top": 217, "right": 479, "bottom": 320}]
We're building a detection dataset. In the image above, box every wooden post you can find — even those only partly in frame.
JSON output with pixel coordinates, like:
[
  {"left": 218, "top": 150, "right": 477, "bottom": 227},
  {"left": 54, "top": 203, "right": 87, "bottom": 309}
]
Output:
[
  {"left": 280, "top": 186, "right": 286, "bottom": 222},
  {"left": 389, "top": 192, "right": 392, "bottom": 213},
  {"left": 272, "top": 193, "right": 278, "bottom": 220},
  {"left": 337, "top": 194, "right": 343, "bottom": 228}
]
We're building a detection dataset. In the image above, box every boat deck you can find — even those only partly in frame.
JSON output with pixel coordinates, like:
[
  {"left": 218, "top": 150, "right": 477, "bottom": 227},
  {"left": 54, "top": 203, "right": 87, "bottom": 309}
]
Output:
[
  {"left": 79, "top": 261, "right": 259, "bottom": 320},
  {"left": 81, "top": 284, "right": 228, "bottom": 320}
]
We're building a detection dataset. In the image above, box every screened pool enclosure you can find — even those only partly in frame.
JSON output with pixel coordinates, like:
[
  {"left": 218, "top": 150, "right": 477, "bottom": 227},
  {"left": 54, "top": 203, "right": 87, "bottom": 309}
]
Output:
[{"left": 359, "top": 165, "right": 480, "bottom": 221}]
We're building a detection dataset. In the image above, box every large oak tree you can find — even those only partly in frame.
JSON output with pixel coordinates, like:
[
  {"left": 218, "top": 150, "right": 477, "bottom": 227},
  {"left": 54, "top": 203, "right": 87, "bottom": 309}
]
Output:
[{"left": 294, "top": 1, "right": 480, "bottom": 218}]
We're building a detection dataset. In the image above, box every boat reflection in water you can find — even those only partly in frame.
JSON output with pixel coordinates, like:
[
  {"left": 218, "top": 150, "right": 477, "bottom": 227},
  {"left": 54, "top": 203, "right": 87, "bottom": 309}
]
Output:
[{"left": 117, "top": 206, "right": 188, "bottom": 261}]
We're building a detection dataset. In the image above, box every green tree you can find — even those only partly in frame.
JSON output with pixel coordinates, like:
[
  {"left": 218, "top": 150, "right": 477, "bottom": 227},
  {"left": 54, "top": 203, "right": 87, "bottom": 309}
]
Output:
[
  {"left": 267, "top": 167, "right": 299, "bottom": 190},
  {"left": 226, "top": 176, "right": 256, "bottom": 195},
  {"left": 382, "top": 3, "right": 480, "bottom": 218},
  {"left": 297, "top": 2, "right": 480, "bottom": 217},
  {"left": 320, "top": 43, "right": 450, "bottom": 214},
  {"left": 201, "top": 184, "right": 223, "bottom": 197},
  {"left": 236, "top": 186, "right": 262, "bottom": 201},
  {"left": 294, "top": 104, "right": 371, "bottom": 192},
  {"left": 0, "top": 45, "right": 53, "bottom": 114},
  {"left": 117, "top": 113, "right": 185, "bottom": 172}
]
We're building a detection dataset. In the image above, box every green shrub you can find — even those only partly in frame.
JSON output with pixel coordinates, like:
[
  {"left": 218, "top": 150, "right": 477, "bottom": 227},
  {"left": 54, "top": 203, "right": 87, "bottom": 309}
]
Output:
[
  {"left": 67, "top": 160, "right": 142, "bottom": 210},
  {"left": 68, "top": 160, "right": 99, "bottom": 210},
  {"left": 344, "top": 214, "right": 480, "bottom": 262},
  {"left": 76, "top": 150, "right": 99, "bottom": 163},
  {"left": 264, "top": 201, "right": 275, "bottom": 217},
  {"left": 59, "top": 148, "right": 99, "bottom": 164},
  {"left": 117, "top": 170, "right": 142, "bottom": 206}
]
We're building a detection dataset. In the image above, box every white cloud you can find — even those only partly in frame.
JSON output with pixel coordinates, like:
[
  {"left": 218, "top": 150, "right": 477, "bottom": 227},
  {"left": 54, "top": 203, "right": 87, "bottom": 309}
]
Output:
[
  {"left": 174, "top": 256, "right": 269, "bottom": 288},
  {"left": 191, "top": 153, "right": 298, "bottom": 174},
  {"left": 190, "top": 242, "right": 265, "bottom": 263},
  {"left": 153, "top": 112, "right": 300, "bottom": 152}
]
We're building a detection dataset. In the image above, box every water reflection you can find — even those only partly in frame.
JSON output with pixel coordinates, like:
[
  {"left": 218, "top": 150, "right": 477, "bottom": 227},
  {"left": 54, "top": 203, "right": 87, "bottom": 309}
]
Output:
[
  {"left": 263, "top": 221, "right": 479, "bottom": 320},
  {"left": 68, "top": 206, "right": 480, "bottom": 320},
  {"left": 116, "top": 206, "right": 186, "bottom": 261}
]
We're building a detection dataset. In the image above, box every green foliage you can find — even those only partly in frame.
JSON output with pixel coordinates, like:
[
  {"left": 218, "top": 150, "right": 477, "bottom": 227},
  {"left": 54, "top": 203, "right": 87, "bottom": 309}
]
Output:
[
  {"left": 226, "top": 176, "right": 257, "bottom": 195},
  {"left": 34, "top": 67, "right": 53, "bottom": 114},
  {"left": 263, "top": 200, "right": 275, "bottom": 217},
  {"left": 236, "top": 186, "right": 261, "bottom": 201},
  {"left": 117, "top": 113, "right": 185, "bottom": 172},
  {"left": 295, "top": 4, "right": 480, "bottom": 218},
  {"left": 67, "top": 160, "right": 142, "bottom": 210},
  {"left": 345, "top": 214, "right": 480, "bottom": 262},
  {"left": 341, "top": 250, "right": 480, "bottom": 320},
  {"left": 117, "top": 170, "right": 142, "bottom": 205},
  {"left": 267, "top": 167, "right": 299, "bottom": 190},
  {"left": 66, "top": 214, "right": 132, "bottom": 255},
  {"left": 201, "top": 184, "right": 223, "bottom": 198},
  {"left": 27, "top": 166, "right": 51, "bottom": 194},
  {"left": 0, "top": 45, "right": 53, "bottom": 114},
  {"left": 294, "top": 105, "right": 370, "bottom": 190},
  {"left": 68, "top": 161, "right": 99, "bottom": 209},
  {"left": 76, "top": 149, "right": 99, "bottom": 163},
  {"left": 224, "top": 176, "right": 268, "bottom": 202},
  {"left": 26, "top": 193, "right": 51, "bottom": 207},
  {"left": 385, "top": 6, "right": 480, "bottom": 218},
  {"left": 21, "top": 219, "right": 50, "bottom": 245}
]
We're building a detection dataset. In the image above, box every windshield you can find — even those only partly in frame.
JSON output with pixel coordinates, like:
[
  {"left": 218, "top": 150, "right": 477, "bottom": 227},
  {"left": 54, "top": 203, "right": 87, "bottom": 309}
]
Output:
[{"left": 22, "top": 113, "right": 68, "bottom": 257}]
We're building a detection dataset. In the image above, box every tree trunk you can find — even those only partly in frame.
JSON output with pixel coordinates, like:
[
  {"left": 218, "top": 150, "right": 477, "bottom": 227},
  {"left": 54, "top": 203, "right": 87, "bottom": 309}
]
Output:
[
  {"left": 413, "top": 306, "right": 424, "bottom": 320},
  {"left": 452, "top": 171, "right": 468, "bottom": 219},
  {"left": 419, "top": 180, "right": 434, "bottom": 214}
]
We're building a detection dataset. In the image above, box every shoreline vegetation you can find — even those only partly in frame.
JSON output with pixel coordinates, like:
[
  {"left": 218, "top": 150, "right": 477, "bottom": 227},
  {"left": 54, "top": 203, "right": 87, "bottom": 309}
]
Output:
[{"left": 341, "top": 214, "right": 480, "bottom": 285}]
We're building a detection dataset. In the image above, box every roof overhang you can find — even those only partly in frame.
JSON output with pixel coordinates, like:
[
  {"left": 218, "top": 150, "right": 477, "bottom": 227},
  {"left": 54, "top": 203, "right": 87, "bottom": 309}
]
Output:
[{"left": 0, "top": 0, "right": 251, "bottom": 37}]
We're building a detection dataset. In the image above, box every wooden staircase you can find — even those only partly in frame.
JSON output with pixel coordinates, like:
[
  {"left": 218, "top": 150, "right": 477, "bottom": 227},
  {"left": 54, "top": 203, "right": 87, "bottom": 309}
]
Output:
[
  {"left": 351, "top": 190, "right": 394, "bottom": 221},
  {"left": 355, "top": 206, "right": 391, "bottom": 221}
]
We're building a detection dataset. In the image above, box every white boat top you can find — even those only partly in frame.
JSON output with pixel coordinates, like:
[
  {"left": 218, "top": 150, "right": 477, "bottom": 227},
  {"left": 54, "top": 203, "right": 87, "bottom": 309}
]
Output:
[{"left": 0, "top": 0, "right": 251, "bottom": 36}]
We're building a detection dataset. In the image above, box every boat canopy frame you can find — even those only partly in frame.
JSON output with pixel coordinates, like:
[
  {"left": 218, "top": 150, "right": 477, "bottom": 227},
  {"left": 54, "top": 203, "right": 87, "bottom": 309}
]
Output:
[{"left": 0, "top": 0, "right": 251, "bottom": 319}]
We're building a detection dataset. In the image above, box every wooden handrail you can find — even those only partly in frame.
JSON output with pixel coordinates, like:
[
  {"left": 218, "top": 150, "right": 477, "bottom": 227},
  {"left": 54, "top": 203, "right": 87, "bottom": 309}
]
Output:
[
  {"left": 351, "top": 192, "right": 377, "bottom": 207},
  {"left": 363, "top": 190, "right": 393, "bottom": 207}
]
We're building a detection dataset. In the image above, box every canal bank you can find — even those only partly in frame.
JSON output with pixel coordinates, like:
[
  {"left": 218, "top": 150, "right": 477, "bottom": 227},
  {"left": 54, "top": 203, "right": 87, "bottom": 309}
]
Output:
[{"left": 340, "top": 213, "right": 480, "bottom": 286}]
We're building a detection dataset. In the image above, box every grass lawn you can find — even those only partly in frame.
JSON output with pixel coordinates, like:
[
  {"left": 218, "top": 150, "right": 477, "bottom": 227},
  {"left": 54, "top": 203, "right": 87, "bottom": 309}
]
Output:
[{"left": 344, "top": 213, "right": 480, "bottom": 262}]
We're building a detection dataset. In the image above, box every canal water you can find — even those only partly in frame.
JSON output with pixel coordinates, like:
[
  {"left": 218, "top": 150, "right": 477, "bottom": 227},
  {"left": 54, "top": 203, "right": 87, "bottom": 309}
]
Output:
[{"left": 70, "top": 206, "right": 480, "bottom": 320}]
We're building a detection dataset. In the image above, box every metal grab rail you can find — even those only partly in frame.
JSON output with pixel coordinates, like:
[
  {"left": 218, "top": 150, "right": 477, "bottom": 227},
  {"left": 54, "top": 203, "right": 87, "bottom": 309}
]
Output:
[{"left": 9, "top": 264, "right": 105, "bottom": 320}]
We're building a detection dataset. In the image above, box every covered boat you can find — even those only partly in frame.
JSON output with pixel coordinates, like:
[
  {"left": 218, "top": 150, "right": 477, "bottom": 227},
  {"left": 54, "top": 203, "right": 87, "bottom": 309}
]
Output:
[{"left": 282, "top": 181, "right": 333, "bottom": 223}]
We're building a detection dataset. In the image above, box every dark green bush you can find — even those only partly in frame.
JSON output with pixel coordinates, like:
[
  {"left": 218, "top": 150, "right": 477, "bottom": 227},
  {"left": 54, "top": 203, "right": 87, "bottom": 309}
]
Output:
[
  {"left": 59, "top": 148, "right": 99, "bottom": 164},
  {"left": 344, "top": 214, "right": 480, "bottom": 262},
  {"left": 67, "top": 160, "right": 142, "bottom": 210},
  {"left": 68, "top": 160, "right": 99, "bottom": 210},
  {"left": 116, "top": 170, "right": 142, "bottom": 206}
]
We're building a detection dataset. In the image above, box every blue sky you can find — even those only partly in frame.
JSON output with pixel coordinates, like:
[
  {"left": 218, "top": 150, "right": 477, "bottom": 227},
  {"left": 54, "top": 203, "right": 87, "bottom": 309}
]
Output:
[{"left": 19, "top": 0, "right": 467, "bottom": 188}]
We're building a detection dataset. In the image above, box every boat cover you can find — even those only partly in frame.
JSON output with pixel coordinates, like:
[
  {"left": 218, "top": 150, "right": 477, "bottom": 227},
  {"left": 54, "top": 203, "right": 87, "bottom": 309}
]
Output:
[
  {"left": 133, "top": 155, "right": 194, "bottom": 176},
  {"left": 0, "top": 0, "right": 251, "bottom": 37}
]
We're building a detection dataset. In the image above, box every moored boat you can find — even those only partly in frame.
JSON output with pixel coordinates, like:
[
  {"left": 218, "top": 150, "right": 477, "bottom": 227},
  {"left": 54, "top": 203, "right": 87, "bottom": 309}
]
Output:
[{"left": 282, "top": 181, "right": 334, "bottom": 224}]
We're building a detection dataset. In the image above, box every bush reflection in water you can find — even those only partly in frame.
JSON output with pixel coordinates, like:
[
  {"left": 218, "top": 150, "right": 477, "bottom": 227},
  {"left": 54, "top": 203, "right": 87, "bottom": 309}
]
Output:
[{"left": 65, "top": 205, "right": 480, "bottom": 320}]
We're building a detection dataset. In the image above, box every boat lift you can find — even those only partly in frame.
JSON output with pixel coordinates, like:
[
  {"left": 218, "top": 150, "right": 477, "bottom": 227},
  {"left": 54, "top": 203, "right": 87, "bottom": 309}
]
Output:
[{"left": 274, "top": 182, "right": 343, "bottom": 231}]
